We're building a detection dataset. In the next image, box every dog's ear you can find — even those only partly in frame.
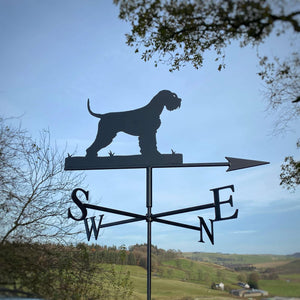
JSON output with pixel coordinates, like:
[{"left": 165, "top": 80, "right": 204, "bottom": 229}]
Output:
[
  {"left": 149, "top": 91, "right": 163, "bottom": 104},
  {"left": 153, "top": 90, "right": 171, "bottom": 101}
]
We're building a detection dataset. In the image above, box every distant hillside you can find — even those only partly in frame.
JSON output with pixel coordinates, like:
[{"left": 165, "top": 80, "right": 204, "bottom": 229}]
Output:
[
  {"left": 122, "top": 257, "right": 300, "bottom": 299},
  {"left": 288, "top": 253, "right": 300, "bottom": 258},
  {"left": 274, "top": 259, "right": 300, "bottom": 274},
  {"left": 159, "top": 258, "right": 237, "bottom": 285},
  {"left": 182, "top": 252, "right": 293, "bottom": 265}
]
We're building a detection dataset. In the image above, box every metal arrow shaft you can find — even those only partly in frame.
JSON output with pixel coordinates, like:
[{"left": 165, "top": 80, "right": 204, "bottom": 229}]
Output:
[
  {"left": 84, "top": 203, "right": 144, "bottom": 219},
  {"left": 152, "top": 202, "right": 215, "bottom": 218},
  {"left": 153, "top": 162, "right": 228, "bottom": 169},
  {"left": 86, "top": 201, "right": 216, "bottom": 229},
  {"left": 152, "top": 217, "right": 200, "bottom": 231},
  {"left": 100, "top": 217, "right": 144, "bottom": 228},
  {"left": 153, "top": 158, "right": 269, "bottom": 172}
]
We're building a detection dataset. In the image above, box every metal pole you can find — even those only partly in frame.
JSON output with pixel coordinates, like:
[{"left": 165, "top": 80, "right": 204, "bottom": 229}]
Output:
[{"left": 146, "top": 166, "right": 152, "bottom": 300}]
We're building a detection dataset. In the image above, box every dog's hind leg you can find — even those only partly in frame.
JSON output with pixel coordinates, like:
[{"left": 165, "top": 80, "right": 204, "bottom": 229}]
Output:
[{"left": 86, "top": 123, "right": 117, "bottom": 157}]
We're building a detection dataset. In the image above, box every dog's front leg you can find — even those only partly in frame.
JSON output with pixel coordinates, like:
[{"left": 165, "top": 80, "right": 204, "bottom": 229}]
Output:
[{"left": 139, "top": 131, "right": 161, "bottom": 157}]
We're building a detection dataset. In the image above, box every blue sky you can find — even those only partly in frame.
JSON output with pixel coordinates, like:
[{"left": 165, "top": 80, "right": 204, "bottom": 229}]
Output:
[{"left": 1, "top": 0, "right": 299, "bottom": 254}]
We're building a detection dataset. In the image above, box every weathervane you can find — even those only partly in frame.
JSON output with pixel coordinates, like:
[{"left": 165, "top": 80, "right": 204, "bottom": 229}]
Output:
[{"left": 65, "top": 90, "right": 269, "bottom": 300}]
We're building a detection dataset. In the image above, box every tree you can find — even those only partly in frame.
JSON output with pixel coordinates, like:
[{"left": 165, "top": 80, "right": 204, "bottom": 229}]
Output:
[
  {"left": 258, "top": 53, "right": 300, "bottom": 190},
  {"left": 237, "top": 272, "right": 247, "bottom": 283},
  {"left": 0, "top": 242, "right": 133, "bottom": 299},
  {"left": 258, "top": 52, "right": 300, "bottom": 132},
  {"left": 248, "top": 272, "right": 260, "bottom": 289},
  {"left": 0, "top": 117, "right": 84, "bottom": 244},
  {"left": 115, "top": 0, "right": 299, "bottom": 71},
  {"left": 280, "top": 139, "right": 300, "bottom": 190},
  {"left": 114, "top": 0, "right": 300, "bottom": 189}
]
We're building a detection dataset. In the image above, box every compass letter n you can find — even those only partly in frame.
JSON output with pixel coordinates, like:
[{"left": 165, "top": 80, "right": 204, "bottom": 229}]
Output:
[
  {"left": 198, "top": 217, "right": 214, "bottom": 245},
  {"left": 198, "top": 184, "right": 238, "bottom": 245}
]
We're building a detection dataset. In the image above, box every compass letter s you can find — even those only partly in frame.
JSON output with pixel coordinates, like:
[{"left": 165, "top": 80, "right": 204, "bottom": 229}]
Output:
[{"left": 68, "top": 188, "right": 88, "bottom": 221}]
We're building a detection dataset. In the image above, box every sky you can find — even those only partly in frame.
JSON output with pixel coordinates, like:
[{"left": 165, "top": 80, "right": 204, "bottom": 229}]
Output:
[{"left": 1, "top": 0, "right": 299, "bottom": 255}]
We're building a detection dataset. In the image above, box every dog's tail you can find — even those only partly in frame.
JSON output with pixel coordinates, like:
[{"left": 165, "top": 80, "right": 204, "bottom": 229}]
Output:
[{"left": 87, "top": 99, "right": 103, "bottom": 118}]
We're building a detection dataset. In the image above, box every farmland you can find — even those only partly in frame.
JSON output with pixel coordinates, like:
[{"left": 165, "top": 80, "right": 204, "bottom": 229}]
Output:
[
  {"left": 116, "top": 253, "right": 300, "bottom": 299},
  {"left": 1, "top": 243, "right": 299, "bottom": 299}
]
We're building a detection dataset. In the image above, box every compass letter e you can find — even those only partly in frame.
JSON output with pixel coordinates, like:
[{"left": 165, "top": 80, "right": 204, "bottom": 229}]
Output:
[
  {"left": 198, "top": 185, "right": 238, "bottom": 244},
  {"left": 211, "top": 185, "right": 238, "bottom": 221}
]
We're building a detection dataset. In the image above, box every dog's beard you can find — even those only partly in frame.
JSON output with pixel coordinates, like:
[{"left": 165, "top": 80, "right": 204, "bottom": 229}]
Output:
[{"left": 166, "top": 100, "right": 181, "bottom": 111}]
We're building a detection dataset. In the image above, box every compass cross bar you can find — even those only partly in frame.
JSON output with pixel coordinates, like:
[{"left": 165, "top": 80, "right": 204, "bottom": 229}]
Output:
[
  {"left": 84, "top": 203, "right": 145, "bottom": 219},
  {"left": 152, "top": 202, "right": 215, "bottom": 218}
]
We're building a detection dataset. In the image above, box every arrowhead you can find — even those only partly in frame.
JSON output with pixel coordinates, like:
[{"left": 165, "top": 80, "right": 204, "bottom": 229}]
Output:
[{"left": 225, "top": 157, "right": 269, "bottom": 172}]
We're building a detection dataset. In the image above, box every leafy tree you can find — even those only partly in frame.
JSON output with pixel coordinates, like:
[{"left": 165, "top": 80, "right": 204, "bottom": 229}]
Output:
[
  {"left": 114, "top": 0, "right": 300, "bottom": 189},
  {"left": 119, "top": 244, "right": 127, "bottom": 264},
  {"left": 237, "top": 272, "right": 247, "bottom": 283},
  {"left": 127, "top": 251, "right": 137, "bottom": 265},
  {"left": 0, "top": 242, "right": 133, "bottom": 299},
  {"left": 211, "top": 282, "right": 216, "bottom": 290},
  {"left": 114, "top": 0, "right": 299, "bottom": 72},
  {"left": 0, "top": 117, "right": 84, "bottom": 244},
  {"left": 257, "top": 52, "right": 300, "bottom": 183},
  {"left": 280, "top": 139, "right": 300, "bottom": 190},
  {"left": 248, "top": 271, "right": 260, "bottom": 289}
]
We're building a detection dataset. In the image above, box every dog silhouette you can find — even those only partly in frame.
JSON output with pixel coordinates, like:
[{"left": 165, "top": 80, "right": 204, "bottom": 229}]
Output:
[{"left": 86, "top": 90, "right": 181, "bottom": 158}]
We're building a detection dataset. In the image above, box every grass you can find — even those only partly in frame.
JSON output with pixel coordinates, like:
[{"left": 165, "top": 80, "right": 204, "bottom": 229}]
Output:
[
  {"left": 280, "top": 273, "right": 300, "bottom": 281},
  {"left": 255, "top": 259, "right": 300, "bottom": 297},
  {"left": 108, "top": 257, "right": 300, "bottom": 299},
  {"left": 183, "top": 252, "right": 293, "bottom": 265},
  {"left": 151, "top": 277, "right": 230, "bottom": 300},
  {"left": 159, "top": 258, "right": 237, "bottom": 285},
  {"left": 254, "top": 260, "right": 292, "bottom": 269},
  {"left": 124, "top": 267, "right": 232, "bottom": 300},
  {"left": 276, "top": 259, "right": 300, "bottom": 274},
  {"left": 260, "top": 276, "right": 300, "bottom": 297},
  {"left": 117, "top": 261, "right": 237, "bottom": 299}
]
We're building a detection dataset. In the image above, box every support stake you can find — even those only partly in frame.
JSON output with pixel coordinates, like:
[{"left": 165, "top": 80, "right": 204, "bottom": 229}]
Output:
[{"left": 146, "top": 167, "right": 152, "bottom": 300}]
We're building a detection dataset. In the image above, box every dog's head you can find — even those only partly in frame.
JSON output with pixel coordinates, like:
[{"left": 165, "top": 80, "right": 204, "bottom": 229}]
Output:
[{"left": 157, "top": 90, "right": 182, "bottom": 111}]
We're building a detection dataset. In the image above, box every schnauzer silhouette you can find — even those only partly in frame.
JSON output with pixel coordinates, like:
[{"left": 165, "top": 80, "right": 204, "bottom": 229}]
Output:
[{"left": 86, "top": 90, "right": 181, "bottom": 158}]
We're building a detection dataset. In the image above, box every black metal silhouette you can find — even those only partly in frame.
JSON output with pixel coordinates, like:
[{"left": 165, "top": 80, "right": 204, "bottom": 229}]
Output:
[
  {"left": 86, "top": 90, "right": 181, "bottom": 158},
  {"left": 65, "top": 159, "right": 269, "bottom": 300},
  {"left": 64, "top": 90, "right": 270, "bottom": 300}
]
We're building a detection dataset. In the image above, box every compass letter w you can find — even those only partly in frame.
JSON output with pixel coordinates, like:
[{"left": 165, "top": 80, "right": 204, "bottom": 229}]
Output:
[{"left": 84, "top": 215, "right": 104, "bottom": 241}]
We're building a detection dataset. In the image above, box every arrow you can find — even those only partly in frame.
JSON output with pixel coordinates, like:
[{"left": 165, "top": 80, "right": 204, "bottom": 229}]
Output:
[
  {"left": 225, "top": 157, "right": 269, "bottom": 172},
  {"left": 65, "top": 156, "right": 269, "bottom": 171},
  {"left": 152, "top": 157, "right": 269, "bottom": 172}
]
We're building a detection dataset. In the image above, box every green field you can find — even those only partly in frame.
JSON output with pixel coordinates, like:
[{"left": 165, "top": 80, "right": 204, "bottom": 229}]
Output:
[
  {"left": 258, "top": 259, "right": 300, "bottom": 297},
  {"left": 260, "top": 277, "right": 300, "bottom": 297},
  {"left": 183, "top": 252, "right": 293, "bottom": 265},
  {"left": 116, "top": 256, "right": 300, "bottom": 299},
  {"left": 160, "top": 258, "right": 237, "bottom": 285},
  {"left": 121, "top": 265, "right": 232, "bottom": 300},
  {"left": 2, "top": 243, "right": 299, "bottom": 299}
]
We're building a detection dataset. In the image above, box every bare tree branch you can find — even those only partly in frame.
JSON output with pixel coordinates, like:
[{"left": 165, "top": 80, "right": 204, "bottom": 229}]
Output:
[{"left": 0, "top": 117, "right": 85, "bottom": 244}]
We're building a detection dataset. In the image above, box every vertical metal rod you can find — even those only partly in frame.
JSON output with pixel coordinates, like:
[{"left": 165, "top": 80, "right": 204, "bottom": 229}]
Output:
[{"left": 146, "top": 166, "right": 152, "bottom": 300}]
